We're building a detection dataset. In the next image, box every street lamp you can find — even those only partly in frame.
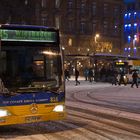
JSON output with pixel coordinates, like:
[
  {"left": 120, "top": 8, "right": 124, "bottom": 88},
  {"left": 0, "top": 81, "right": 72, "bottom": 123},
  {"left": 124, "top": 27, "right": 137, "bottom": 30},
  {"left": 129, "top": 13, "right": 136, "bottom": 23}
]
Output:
[
  {"left": 94, "top": 34, "right": 100, "bottom": 53},
  {"left": 94, "top": 33, "right": 100, "bottom": 43}
]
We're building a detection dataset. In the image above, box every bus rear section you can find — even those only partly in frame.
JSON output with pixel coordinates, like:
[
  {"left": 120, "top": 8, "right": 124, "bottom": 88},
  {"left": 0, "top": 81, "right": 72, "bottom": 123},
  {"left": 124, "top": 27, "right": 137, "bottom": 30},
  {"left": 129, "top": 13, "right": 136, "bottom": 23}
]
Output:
[
  {"left": 114, "top": 60, "right": 140, "bottom": 83},
  {"left": 0, "top": 24, "right": 66, "bottom": 125},
  {"left": 126, "top": 60, "right": 140, "bottom": 83}
]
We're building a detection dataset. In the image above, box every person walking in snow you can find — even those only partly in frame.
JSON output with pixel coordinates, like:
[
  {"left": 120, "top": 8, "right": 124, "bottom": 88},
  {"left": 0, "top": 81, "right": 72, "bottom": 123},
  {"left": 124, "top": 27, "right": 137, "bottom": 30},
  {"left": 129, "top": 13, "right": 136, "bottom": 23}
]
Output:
[
  {"left": 131, "top": 71, "right": 139, "bottom": 88},
  {"left": 75, "top": 69, "right": 80, "bottom": 86}
]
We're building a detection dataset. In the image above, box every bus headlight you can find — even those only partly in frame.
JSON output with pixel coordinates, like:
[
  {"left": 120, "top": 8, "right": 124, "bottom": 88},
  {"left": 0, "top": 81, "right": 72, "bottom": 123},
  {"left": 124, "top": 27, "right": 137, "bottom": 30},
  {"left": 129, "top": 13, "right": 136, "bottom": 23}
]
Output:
[
  {"left": 0, "top": 109, "right": 11, "bottom": 117},
  {"left": 53, "top": 105, "right": 64, "bottom": 112}
]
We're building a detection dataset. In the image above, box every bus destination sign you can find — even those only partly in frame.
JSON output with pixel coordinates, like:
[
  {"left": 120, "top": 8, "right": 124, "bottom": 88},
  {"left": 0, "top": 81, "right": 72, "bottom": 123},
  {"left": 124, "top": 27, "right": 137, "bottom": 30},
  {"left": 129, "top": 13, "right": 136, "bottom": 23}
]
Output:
[{"left": 0, "top": 29, "right": 57, "bottom": 42}]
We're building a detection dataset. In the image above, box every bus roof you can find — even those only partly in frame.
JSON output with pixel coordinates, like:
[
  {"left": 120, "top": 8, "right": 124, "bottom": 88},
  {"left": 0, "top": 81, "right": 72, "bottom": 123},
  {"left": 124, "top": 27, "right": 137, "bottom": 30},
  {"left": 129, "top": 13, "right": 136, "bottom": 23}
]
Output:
[
  {"left": 93, "top": 53, "right": 140, "bottom": 60},
  {"left": 66, "top": 53, "right": 140, "bottom": 61},
  {"left": 0, "top": 24, "right": 58, "bottom": 31}
]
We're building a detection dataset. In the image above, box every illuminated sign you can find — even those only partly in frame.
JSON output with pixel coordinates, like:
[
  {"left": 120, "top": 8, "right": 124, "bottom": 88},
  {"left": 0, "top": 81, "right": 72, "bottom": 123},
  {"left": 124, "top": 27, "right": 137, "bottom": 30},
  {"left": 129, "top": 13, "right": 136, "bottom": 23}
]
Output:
[
  {"left": 115, "top": 62, "right": 128, "bottom": 66},
  {"left": 0, "top": 29, "right": 57, "bottom": 42},
  {"left": 116, "top": 62, "right": 125, "bottom": 65}
]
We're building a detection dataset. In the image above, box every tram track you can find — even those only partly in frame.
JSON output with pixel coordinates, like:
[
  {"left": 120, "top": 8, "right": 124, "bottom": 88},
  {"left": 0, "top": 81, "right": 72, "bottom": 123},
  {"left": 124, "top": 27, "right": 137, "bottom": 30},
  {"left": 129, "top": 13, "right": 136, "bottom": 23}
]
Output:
[
  {"left": 66, "top": 86, "right": 140, "bottom": 115},
  {"left": 66, "top": 107, "right": 140, "bottom": 139},
  {"left": 21, "top": 118, "right": 117, "bottom": 140},
  {"left": 65, "top": 84, "right": 140, "bottom": 139}
]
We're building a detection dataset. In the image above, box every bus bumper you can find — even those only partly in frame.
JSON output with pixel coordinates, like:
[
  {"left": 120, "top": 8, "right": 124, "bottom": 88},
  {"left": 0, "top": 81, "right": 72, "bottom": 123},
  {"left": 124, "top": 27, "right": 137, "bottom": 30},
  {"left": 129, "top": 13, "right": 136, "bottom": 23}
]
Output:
[{"left": 0, "top": 111, "right": 66, "bottom": 126}]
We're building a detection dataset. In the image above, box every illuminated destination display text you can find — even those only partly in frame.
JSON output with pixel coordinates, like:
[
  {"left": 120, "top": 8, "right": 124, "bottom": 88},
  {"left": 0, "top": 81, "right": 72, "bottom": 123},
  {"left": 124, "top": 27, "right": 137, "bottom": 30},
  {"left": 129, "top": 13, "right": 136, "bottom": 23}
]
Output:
[{"left": 0, "top": 29, "right": 57, "bottom": 42}]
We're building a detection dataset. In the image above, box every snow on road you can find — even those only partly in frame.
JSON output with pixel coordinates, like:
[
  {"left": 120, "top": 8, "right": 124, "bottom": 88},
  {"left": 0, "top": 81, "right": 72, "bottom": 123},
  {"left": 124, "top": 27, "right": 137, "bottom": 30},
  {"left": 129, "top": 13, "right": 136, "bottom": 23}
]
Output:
[{"left": 0, "top": 79, "right": 140, "bottom": 140}]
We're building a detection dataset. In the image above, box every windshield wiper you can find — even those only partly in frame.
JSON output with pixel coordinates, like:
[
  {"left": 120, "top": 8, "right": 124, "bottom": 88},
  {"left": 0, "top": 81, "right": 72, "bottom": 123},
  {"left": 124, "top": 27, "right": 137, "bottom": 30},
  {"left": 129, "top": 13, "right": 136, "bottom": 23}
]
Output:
[{"left": 16, "top": 86, "right": 59, "bottom": 94}]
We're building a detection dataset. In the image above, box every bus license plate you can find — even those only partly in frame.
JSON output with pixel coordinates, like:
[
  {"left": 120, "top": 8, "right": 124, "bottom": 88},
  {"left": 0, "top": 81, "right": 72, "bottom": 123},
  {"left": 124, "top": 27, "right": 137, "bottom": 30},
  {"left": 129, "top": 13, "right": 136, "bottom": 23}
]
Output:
[{"left": 25, "top": 116, "right": 41, "bottom": 123}]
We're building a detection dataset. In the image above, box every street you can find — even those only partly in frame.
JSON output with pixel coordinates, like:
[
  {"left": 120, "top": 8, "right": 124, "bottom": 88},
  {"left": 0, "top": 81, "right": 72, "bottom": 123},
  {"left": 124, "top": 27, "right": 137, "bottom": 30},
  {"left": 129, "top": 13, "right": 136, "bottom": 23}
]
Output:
[{"left": 0, "top": 79, "right": 140, "bottom": 140}]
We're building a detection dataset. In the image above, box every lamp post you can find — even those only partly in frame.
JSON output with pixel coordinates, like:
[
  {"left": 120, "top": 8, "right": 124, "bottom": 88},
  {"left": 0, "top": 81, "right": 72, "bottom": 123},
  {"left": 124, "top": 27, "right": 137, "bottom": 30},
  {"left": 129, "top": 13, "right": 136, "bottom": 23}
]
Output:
[
  {"left": 94, "top": 33, "right": 100, "bottom": 53},
  {"left": 94, "top": 33, "right": 100, "bottom": 82}
]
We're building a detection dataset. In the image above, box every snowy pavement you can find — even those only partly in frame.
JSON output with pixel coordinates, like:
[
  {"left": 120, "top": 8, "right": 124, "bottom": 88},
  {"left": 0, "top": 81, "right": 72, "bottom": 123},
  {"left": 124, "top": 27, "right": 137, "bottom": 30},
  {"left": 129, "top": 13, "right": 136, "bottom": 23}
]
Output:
[
  {"left": 0, "top": 77, "right": 140, "bottom": 140},
  {"left": 66, "top": 76, "right": 140, "bottom": 122}
]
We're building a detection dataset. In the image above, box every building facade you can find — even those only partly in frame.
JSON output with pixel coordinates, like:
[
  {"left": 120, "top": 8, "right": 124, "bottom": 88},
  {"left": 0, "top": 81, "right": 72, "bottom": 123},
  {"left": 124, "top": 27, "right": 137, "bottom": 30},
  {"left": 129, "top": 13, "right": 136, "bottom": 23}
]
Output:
[
  {"left": 123, "top": 0, "right": 140, "bottom": 57},
  {"left": 0, "top": 0, "right": 124, "bottom": 71},
  {"left": 0, "top": 0, "right": 124, "bottom": 56},
  {"left": 37, "top": 0, "right": 123, "bottom": 57}
]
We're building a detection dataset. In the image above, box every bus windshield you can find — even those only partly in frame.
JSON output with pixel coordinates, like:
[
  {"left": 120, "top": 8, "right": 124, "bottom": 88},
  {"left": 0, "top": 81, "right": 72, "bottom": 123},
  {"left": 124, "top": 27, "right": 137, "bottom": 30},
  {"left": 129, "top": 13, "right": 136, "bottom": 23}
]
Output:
[{"left": 0, "top": 47, "right": 62, "bottom": 93}]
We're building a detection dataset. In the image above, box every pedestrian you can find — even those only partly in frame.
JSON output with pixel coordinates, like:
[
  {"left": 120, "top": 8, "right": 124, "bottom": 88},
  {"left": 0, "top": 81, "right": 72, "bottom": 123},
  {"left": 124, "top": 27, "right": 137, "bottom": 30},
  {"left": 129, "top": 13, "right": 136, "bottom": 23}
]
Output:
[
  {"left": 88, "top": 68, "right": 93, "bottom": 82},
  {"left": 131, "top": 71, "right": 139, "bottom": 88},
  {"left": 111, "top": 69, "right": 118, "bottom": 85},
  {"left": 64, "top": 69, "right": 70, "bottom": 81},
  {"left": 75, "top": 68, "right": 80, "bottom": 86},
  {"left": 118, "top": 71, "right": 127, "bottom": 86},
  {"left": 100, "top": 66, "right": 106, "bottom": 81},
  {"left": 83, "top": 67, "right": 89, "bottom": 81}
]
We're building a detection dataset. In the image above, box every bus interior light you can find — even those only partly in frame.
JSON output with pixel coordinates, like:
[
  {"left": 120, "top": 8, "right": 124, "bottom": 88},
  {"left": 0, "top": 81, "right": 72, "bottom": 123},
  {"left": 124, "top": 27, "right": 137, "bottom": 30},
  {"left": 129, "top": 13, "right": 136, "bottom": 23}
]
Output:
[{"left": 41, "top": 51, "right": 59, "bottom": 56}]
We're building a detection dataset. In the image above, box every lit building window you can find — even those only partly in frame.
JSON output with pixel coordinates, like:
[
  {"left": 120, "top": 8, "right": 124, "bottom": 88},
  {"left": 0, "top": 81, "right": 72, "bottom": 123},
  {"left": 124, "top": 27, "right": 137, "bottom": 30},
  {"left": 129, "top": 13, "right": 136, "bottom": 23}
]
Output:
[
  {"left": 68, "top": 38, "right": 72, "bottom": 46},
  {"left": 134, "top": 23, "right": 137, "bottom": 26},
  {"left": 128, "top": 12, "right": 131, "bottom": 18},
  {"left": 128, "top": 24, "right": 131, "bottom": 28},
  {"left": 134, "top": 34, "right": 137, "bottom": 38},
  {"left": 128, "top": 35, "right": 131, "bottom": 43},
  {"left": 124, "top": 48, "right": 127, "bottom": 51},
  {"left": 124, "top": 24, "right": 127, "bottom": 28}
]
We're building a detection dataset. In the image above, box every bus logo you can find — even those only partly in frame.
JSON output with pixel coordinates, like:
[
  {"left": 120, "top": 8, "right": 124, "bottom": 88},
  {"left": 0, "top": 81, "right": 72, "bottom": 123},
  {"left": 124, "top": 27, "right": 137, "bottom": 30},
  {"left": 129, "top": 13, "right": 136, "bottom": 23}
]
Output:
[{"left": 30, "top": 103, "right": 38, "bottom": 114}]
